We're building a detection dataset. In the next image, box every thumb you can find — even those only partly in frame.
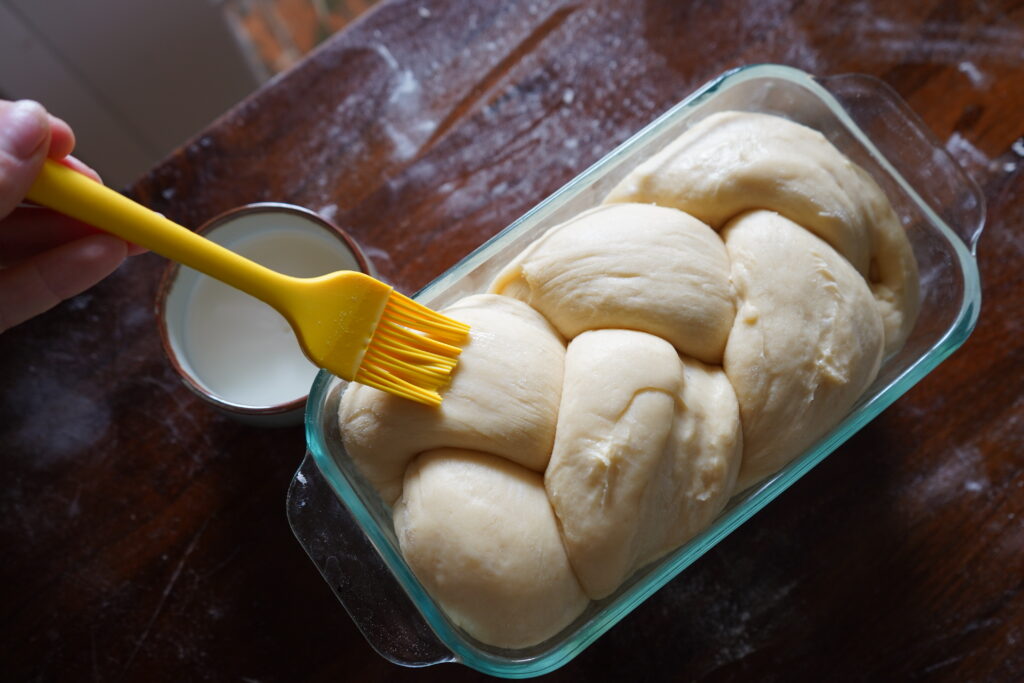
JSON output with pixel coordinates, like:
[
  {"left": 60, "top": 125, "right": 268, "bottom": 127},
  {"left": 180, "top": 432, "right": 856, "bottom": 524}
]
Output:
[{"left": 0, "top": 100, "right": 50, "bottom": 219}]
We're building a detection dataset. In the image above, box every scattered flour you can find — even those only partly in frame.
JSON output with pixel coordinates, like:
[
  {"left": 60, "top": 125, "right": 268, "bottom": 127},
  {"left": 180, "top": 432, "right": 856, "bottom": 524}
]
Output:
[
  {"left": 957, "top": 61, "right": 992, "bottom": 88},
  {"left": 317, "top": 204, "right": 338, "bottom": 222}
]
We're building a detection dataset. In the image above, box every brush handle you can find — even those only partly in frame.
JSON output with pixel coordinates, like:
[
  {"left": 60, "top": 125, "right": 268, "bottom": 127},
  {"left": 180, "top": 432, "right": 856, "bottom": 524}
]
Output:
[{"left": 27, "top": 159, "right": 294, "bottom": 309}]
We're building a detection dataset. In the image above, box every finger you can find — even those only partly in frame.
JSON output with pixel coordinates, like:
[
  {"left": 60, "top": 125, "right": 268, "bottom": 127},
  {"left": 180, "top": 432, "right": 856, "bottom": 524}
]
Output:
[
  {"left": 0, "top": 205, "right": 147, "bottom": 262},
  {"left": 0, "top": 233, "right": 127, "bottom": 333},
  {"left": 0, "top": 101, "right": 80, "bottom": 164},
  {"left": 0, "top": 100, "right": 50, "bottom": 219},
  {"left": 46, "top": 112, "right": 76, "bottom": 160},
  {"left": 0, "top": 206, "right": 106, "bottom": 265},
  {"left": 58, "top": 154, "right": 102, "bottom": 183}
]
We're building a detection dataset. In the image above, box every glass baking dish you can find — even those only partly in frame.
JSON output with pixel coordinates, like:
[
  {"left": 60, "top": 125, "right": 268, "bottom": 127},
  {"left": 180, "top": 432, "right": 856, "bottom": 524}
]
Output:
[{"left": 288, "top": 64, "right": 984, "bottom": 678}]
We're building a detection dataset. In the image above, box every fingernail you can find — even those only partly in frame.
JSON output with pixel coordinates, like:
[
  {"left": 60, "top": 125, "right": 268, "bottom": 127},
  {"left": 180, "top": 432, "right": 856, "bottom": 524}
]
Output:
[{"left": 0, "top": 100, "right": 48, "bottom": 159}]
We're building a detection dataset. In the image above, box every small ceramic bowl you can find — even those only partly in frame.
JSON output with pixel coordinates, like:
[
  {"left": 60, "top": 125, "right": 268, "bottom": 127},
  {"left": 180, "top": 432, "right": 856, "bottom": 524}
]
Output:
[{"left": 156, "top": 203, "right": 372, "bottom": 427}]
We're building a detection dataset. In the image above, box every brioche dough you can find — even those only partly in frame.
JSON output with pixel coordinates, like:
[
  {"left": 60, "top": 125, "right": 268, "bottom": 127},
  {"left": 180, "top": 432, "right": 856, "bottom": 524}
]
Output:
[
  {"left": 339, "top": 294, "right": 564, "bottom": 504},
  {"left": 337, "top": 109, "right": 919, "bottom": 650},
  {"left": 605, "top": 111, "right": 918, "bottom": 355},
  {"left": 722, "top": 211, "right": 884, "bottom": 490},
  {"left": 546, "top": 330, "right": 741, "bottom": 598},
  {"left": 394, "top": 449, "right": 589, "bottom": 649},
  {"left": 490, "top": 203, "right": 734, "bottom": 364}
]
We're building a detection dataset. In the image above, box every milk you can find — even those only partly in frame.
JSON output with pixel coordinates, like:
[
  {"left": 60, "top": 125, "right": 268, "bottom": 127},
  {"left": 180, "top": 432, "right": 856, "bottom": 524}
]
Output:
[{"left": 172, "top": 210, "right": 364, "bottom": 408}]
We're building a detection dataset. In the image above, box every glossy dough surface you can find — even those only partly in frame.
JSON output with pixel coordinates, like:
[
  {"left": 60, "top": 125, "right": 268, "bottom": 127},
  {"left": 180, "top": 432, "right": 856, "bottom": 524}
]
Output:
[{"left": 339, "top": 294, "right": 564, "bottom": 504}]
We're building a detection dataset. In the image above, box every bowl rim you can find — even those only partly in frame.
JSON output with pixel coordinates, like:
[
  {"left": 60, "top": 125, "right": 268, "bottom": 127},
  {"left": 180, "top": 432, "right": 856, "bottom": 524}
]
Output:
[{"left": 155, "top": 202, "right": 372, "bottom": 417}]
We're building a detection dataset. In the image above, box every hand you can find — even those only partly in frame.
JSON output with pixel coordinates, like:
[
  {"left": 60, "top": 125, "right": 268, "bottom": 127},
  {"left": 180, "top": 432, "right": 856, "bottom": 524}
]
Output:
[{"left": 0, "top": 100, "right": 138, "bottom": 333}]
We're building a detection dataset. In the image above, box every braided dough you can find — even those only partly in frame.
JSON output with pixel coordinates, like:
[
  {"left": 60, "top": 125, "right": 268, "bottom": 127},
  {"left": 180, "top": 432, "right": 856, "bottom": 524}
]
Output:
[
  {"left": 605, "top": 111, "right": 919, "bottom": 356},
  {"left": 339, "top": 294, "right": 564, "bottom": 505},
  {"left": 337, "top": 111, "right": 918, "bottom": 649},
  {"left": 491, "top": 203, "right": 734, "bottom": 364},
  {"left": 721, "top": 210, "right": 884, "bottom": 489},
  {"left": 394, "top": 449, "right": 588, "bottom": 649},
  {"left": 546, "top": 329, "right": 741, "bottom": 598}
]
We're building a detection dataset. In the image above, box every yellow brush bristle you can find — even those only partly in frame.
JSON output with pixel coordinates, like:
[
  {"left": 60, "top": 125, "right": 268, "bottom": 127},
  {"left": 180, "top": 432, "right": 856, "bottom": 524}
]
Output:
[{"left": 354, "top": 292, "right": 471, "bottom": 406}]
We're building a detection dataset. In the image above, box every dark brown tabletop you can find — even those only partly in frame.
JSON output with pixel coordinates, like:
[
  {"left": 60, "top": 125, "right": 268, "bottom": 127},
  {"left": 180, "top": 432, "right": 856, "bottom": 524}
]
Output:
[{"left": 3, "top": 1, "right": 1023, "bottom": 680}]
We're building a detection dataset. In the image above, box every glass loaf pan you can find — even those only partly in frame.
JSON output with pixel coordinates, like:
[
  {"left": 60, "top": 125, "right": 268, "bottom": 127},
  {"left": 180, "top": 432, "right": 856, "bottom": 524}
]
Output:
[{"left": 289, "top": 64, "right": 985, "bottom": 678}]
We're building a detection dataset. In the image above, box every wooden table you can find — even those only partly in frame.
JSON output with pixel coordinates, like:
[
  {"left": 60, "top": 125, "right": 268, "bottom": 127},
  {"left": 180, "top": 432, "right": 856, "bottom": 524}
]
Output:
[{"left": 3, "top": 1, "right": 1022, "bottom": 680}]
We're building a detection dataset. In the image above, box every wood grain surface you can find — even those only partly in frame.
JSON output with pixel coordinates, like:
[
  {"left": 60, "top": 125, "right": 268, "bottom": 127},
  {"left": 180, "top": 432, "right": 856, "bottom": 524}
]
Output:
[{"left": 2, "top": 1, "right": 1022, "bottom": 680}]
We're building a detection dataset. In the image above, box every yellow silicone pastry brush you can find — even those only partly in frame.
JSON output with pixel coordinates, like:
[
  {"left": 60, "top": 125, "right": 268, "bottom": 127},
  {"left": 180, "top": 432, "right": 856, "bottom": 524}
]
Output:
[{"left": 28, "top": 160, "right": 469, "bottom": 406}]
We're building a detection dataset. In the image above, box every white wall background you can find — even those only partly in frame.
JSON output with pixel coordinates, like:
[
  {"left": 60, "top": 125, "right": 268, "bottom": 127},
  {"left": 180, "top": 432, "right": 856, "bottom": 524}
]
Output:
[{"left": 0, "top": 0, "right": 262, "bottom": 187}]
